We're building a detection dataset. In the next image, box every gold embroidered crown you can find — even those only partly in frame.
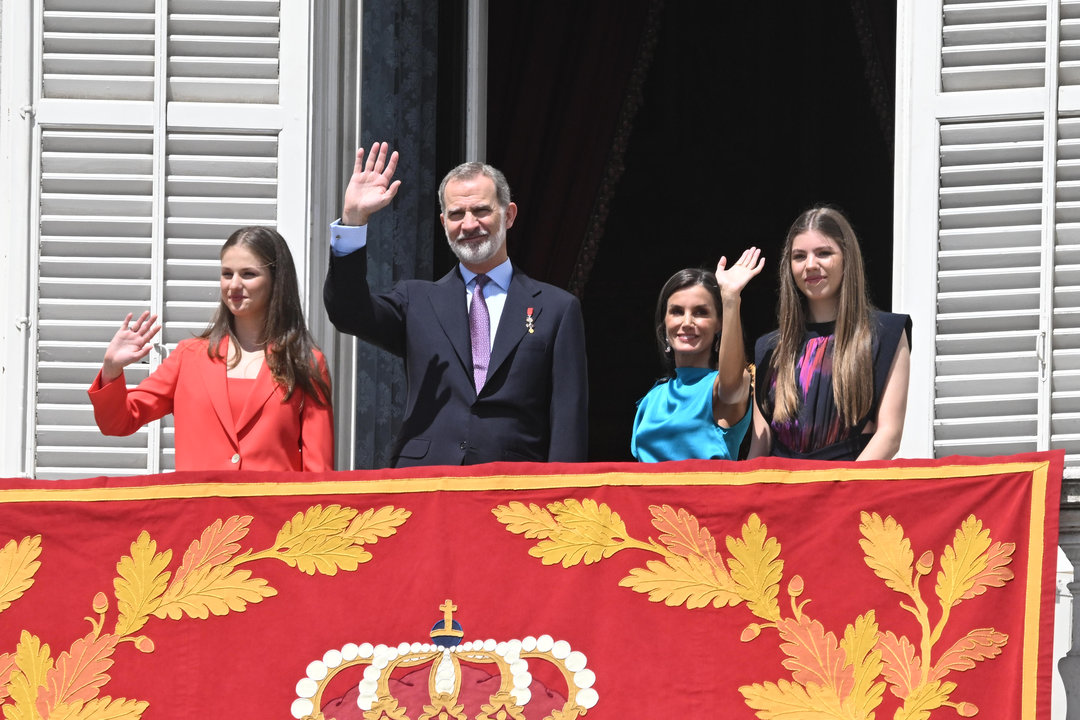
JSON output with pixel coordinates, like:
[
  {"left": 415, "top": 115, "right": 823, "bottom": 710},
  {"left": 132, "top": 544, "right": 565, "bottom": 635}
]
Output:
[{"left": 291, "top": 599, "right": 598, "bottom": 720}]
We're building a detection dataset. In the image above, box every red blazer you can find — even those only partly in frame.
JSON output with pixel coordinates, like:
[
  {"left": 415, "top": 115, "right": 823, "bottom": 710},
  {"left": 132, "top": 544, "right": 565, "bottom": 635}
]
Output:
[{"left": 88, "top": 338, "right": 334, "bottom": 471}]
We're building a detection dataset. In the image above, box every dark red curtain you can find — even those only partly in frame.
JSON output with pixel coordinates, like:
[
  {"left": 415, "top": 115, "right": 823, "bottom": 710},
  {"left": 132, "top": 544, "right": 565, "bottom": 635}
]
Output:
[{"left": 486, "top": 1, "right": 656, "bottom": 290}]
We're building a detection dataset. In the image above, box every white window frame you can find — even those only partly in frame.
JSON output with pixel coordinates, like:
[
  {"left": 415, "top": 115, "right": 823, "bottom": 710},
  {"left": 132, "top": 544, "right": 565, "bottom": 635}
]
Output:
[{"left": 0, "top": 0, "right": 36, "bottom": 477}]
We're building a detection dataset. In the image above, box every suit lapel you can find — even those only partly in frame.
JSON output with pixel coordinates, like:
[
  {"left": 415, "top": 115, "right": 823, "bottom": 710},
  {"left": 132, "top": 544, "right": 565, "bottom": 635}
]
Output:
[
  {"left": 202, "top": 338, "right": 240, "bottom": 447},
  {"left": 488, "top": 266, "right": 541, "bottom": 385},
  {"left": 429, "top": 268, "right": 473, "bottom": 376},
  {"left": 235, "top": 358, "right": 279, "bottom": 434}
]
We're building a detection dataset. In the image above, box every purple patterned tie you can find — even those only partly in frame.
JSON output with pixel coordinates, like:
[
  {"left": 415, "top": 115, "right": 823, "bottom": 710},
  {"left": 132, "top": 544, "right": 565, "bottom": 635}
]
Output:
[{"left": 470, "top": 274, "right": 491, "bottom": 392}]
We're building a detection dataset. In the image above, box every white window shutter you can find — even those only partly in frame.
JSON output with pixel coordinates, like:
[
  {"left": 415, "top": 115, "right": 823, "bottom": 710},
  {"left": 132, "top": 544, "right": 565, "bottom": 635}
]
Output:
[
  {"left": 36, "top": 128, "right": 158, "bottom": 475},
  {"left": 933, "top": 119, "right": 1044, "bottom": 457},
  {"left": 27, "top": 0, "right": 307, "bottom": 479},
  {"left": 894, "top": 0, "right": 1080, "bottom": 470}
]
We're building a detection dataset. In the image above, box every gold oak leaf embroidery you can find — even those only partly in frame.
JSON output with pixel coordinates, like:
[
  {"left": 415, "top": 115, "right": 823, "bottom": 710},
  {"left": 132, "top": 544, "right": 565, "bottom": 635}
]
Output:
[
  {"left": 619, "top": 554, "right": 742, "bottom": 609},
  {"left": 169, "top": 516, "right": 251, "bottom": 588},
  {"left": 344, "top": 507, "right": 413, "bottom": 545},
  {"left": 962, "top": 541, "right": 1015, "bottom": 601},
  {"left": 859, "top": 512, "right": 916, "bottom": 597},
  {"left": 498, "top": 502, "right": 1016, "bottom": 718},
  {"left": 936, "top": 515, "right": 995, "bottom": 608},
  {"left": 4, "top": 631, "right": 53, "bottom": 720},
  {"left": 152, "top": 564, "right": 275, "bottom": 621},
  {"left": 47, "top": 696, "right": 148, "bottom": 720},
  {"left": 877, "top": 630, "right": 922, "bottom": 700},
  {"left": 929, "top": 628, "right": 1008, "bottom": 682},
  {"left": 491, "top": 502, "right": 560, "bottom": 539},
  {"left": 0, "top": 505, "right": 406, "bottom": 720},
  {"left": 113, "top": 532, "right": 171, "bottom": 637},
  {"left": 0, "top": 538, "right": 42, "bottom": 617},
  {"left": 617, "top": 504, "right": 742, "bottom": 609},
  {"left": 726, "top": 514, "right": 783, "bottom": 622},
  {"left": 0, "top": 655, "right": 15, "bottom": 704},
  {"left": 776, "top": 615, "right": 854, "bottom": 700},
  {"left": 739, "top": 678, "right": 849, "bottom": 718},
  {"left": 529, "top": 499, "right": 630, "bottom": 567},
  {"left": 894, "top": 679, "right": 955, "bottom": 720},
  {"left": 651, "top": 505, "right": 722, "bottom": 564},
  {"left": 37, "top": 632, "right": 118, "bottom": 716},
  {"left": 269, "top": 504, "right": 361, "bottom": 571},
  {"left": 839, "top": 611, "right": 886, "bottom": 717},
  {"left": 254, "top": 504, "right": 410, "bottom": 575},
  {"left": 153, "top": 516, "right": 272, "bottom": 620}
]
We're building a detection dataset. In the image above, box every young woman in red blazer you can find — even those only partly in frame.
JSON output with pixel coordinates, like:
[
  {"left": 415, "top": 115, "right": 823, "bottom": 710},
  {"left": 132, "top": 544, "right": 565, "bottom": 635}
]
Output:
[{"left": 88, "top": 226, "right": 334, "bottom": 471}]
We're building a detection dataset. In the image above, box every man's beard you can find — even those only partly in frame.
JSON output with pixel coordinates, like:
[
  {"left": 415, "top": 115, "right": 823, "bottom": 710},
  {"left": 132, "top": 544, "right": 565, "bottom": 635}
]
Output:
[{"left": 446, "top": 225, "right": 505, "bottom": 266}]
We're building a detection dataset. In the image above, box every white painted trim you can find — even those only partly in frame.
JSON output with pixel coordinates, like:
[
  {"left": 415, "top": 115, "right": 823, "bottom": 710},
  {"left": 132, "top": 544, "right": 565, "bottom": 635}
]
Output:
[
  {"left": 34, "top": 99, "right": 155, "bottom": 128},
  {"left": 0, "top": 0, "right": 35, "bottom": 476},
  {"left": 146, "top": 0, "right": 169, "bottom": 473},
  {"left": 934, "top": 88, "right": 1047, "bottom": 121},
  {"left": 1038, "top": 0, "right": 1062, "bottom": 451},
  {"left": 164, "top": 102, "right": 284, "bottom": 132},
  {"left": 277, "top": 0, "right": 312, "bottom": 303},
  {"left": 1059, "top": 85, "right": 1080, "bottom": 113},
  {"left": 894, "top": 0, "right": 941, "bottom": 459}
]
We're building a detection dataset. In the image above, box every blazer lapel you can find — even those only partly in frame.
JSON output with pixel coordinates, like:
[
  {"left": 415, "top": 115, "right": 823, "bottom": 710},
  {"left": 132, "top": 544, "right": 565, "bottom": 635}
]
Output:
[
  {"left": 234, "top": 358, "right": 279, "bottom": 434},
  {"left": 429, "top": 268, "right": 473, "bottom": 376},
  {"left": 202, "top": 337, "right": 240, "bottom": 447},
  {"left": 488, "top": 267, "right": 541, "bottom": 385}
]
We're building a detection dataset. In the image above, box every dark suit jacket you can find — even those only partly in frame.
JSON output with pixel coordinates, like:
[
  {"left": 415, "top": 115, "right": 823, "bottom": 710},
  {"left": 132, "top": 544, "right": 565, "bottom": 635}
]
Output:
[{"left": 324, "top": 248, "right": 588, "bottom": 467}]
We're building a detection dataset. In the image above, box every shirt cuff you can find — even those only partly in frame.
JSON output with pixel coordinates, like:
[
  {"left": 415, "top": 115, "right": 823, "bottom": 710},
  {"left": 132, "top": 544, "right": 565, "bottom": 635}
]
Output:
[{"left": 329, "top": 220, "right": 368, "bottom": 256}]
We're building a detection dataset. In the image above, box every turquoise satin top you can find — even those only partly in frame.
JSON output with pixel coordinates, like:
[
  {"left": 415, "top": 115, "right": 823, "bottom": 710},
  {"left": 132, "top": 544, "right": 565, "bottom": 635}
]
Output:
[{"left": 631, "top": 367, "right": 751, "bottom": 462}]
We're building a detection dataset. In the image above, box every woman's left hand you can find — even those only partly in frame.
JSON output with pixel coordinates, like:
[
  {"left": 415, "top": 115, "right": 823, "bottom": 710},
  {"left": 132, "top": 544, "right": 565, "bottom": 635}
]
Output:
[{"left": 715, "top": 247, "right": 765, "bottom": 301}]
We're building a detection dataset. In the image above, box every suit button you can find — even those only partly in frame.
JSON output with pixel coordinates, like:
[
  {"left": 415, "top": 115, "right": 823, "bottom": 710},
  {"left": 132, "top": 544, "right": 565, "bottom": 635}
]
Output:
[
  {"left": 231, "top": 453, "right": 240, "bottom": 464},
  {"left": 459, "top": 441, "right": 467, "bottom": 450}
]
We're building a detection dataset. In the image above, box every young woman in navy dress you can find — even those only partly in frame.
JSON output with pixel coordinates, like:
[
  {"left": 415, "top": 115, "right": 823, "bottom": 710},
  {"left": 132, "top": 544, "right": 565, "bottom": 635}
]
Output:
[{"left": 749, "top": 207, "right": 911, "bottom": 461}]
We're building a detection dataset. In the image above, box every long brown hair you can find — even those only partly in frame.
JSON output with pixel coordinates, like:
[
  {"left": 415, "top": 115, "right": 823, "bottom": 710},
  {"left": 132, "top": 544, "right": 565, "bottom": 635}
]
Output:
[
  {"left": 769, "top": 206, "right": 873, "bottom": 425},
  {"left": 201, "top": 226, "right": 331, "bottom": 405}
]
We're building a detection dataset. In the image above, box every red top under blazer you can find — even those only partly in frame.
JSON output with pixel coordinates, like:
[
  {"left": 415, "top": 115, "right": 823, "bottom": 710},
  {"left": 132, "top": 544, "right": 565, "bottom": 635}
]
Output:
[{"left": 88, "top": 337, "right": 334, "bottom": 471}]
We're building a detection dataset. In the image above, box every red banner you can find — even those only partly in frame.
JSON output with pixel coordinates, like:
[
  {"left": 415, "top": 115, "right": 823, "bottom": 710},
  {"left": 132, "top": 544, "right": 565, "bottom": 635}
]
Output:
[{"left": 0, "top": 453, "right": 1062, "bottom": 719}]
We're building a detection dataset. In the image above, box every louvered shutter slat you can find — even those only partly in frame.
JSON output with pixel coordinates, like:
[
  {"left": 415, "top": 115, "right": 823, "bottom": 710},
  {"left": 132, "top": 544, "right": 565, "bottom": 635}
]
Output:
[
  {"left": 43, "top": 8, "right": 155, "bottom": 101},
  {"left": 167, "top": 8, "right": 280, "bottom": 104},
  {"left": 1060, "top": 3, "right": 1080, "bottom": 85},
  {"left": 941, "top": 0, "right": 1048, "bottom": 91}
]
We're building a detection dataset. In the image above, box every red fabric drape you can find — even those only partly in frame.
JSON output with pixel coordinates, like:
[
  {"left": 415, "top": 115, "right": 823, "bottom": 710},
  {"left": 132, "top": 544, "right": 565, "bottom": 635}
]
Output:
[{"left": 0, "top": 453, "right": 1060, "bottom": 719}]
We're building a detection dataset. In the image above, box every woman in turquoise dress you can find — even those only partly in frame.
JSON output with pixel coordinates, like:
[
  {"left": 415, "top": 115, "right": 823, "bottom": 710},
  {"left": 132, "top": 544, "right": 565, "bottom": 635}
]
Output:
[{"left": 631, "top": 248, "right": 764, "bottom": 461}]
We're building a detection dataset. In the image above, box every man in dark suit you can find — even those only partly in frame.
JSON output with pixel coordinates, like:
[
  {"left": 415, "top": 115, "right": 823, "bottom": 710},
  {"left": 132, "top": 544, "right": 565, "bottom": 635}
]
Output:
[{"left": 324, "top": 142, "right": 588, "bottom": 467}]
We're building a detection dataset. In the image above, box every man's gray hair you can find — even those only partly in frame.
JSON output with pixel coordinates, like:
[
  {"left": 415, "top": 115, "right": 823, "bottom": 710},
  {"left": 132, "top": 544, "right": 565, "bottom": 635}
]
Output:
[{"left": 438, "top": 162, "right": 512, "bottom": 211}]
